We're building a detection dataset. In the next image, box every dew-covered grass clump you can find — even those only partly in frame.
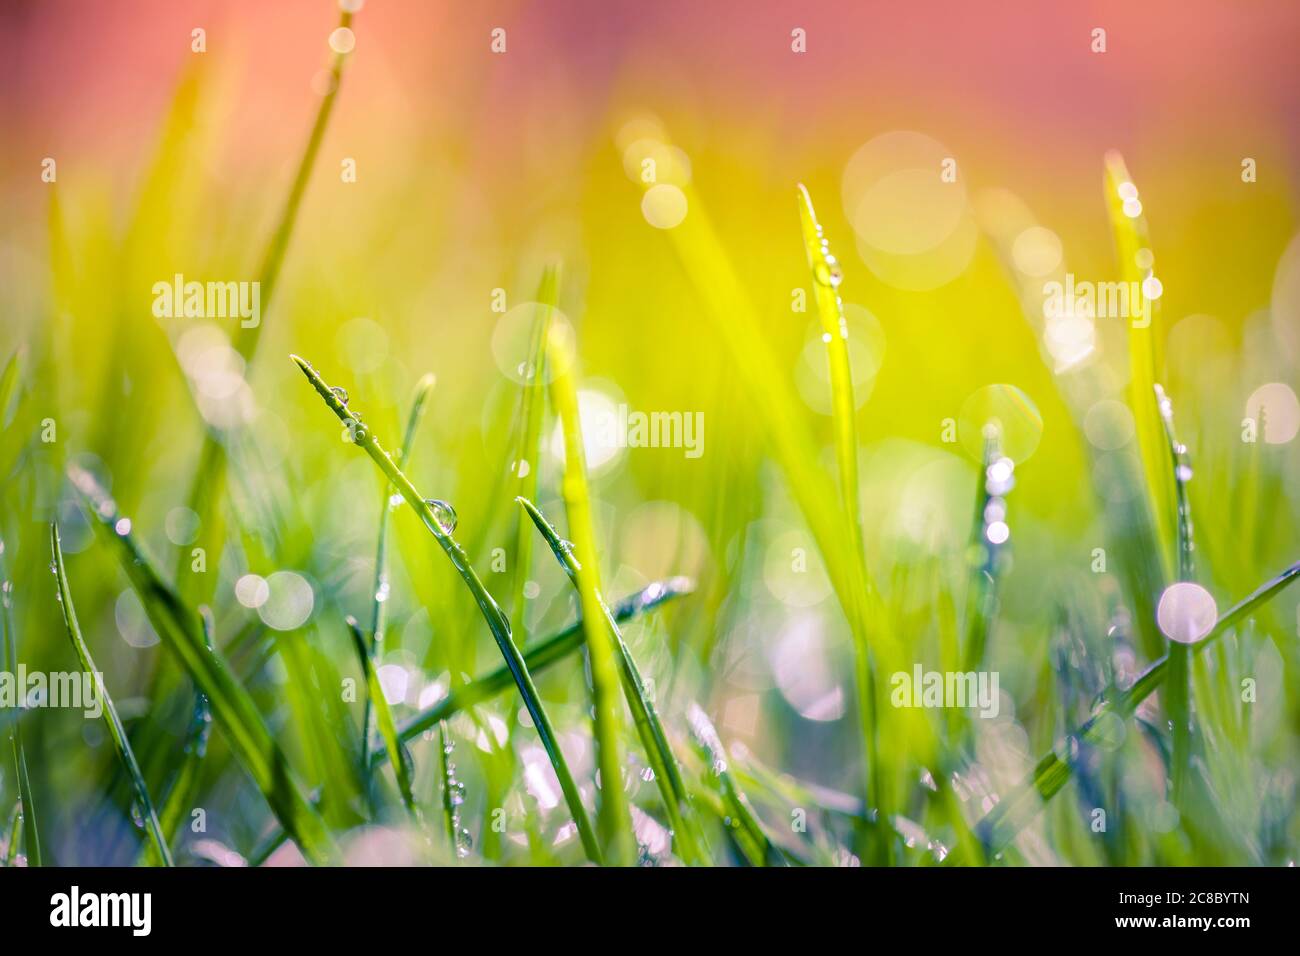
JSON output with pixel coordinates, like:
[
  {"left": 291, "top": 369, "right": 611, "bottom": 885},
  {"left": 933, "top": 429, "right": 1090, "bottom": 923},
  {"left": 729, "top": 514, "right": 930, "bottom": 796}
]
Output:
[{"left": 2, "top": 2, "right": 1300, "bottom": 868}]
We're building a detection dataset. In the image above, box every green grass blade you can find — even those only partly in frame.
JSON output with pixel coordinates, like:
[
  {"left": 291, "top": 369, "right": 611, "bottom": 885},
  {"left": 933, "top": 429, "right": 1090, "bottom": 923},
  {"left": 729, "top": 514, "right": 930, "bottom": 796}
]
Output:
[
  {"left": 518, "top": 496, "right": 707, "bottom": 864},
  {"left": 0, "top": 349, "right": 21, "bottom": 432},
  {"left": 362, "top": 374, "right": 434, "bottom": 787},
  {"left": 135, "top": 608, "right": 214, "bottom": 867},
  {"left": 436, "top": 723, "right": 469, "bottom": 859},
  {"left": 68, "top": 465, "right": 338, "bottom": 865},
  {"left": 2, "top": 798, "right": 19, "bottom": 866},
  {"left": 290, "top": 354, "right": 603, "bottom": 864},
  {"left": 179, "top": 4, "right": 358, "bottom": 606},
  {"left": 796, "top": 184, "right": 882, "bottom": 825},
  {"left": 1104, "top": 151, "right": 1174, "bottom": 587},
  {"left": 687, "top": 703, "right": 786, "bottom": 866},
  {"left": 51, "top": 523, "right": 173, "bottom": 866},
  {"left": 543, "top": 332, "right": 636, "bottom": 865},
  {"left": 1, "top": 542, "right": 40, "bottom": 866},
  {"left": 509, "top": 265, "right": 560, "bottom": 646},
  {"left": 963, "top": 433, "right": 1012, "bottom": 672},
  {"left": 971, "top": 557, "right": 1300, "bottom": 856},
  {"left": 346, "top": 617, "right": 419, "bottom": 821},
  {"left": 1154, "top": 383, "right": 1197, "bottom": 803}
]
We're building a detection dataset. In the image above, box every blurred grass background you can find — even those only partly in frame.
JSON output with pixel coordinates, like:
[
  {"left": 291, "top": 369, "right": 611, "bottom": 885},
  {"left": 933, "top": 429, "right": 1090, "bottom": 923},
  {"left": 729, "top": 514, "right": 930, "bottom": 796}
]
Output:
[{"left": 0, "top": 0, "right": 1298, "bottom": 865}]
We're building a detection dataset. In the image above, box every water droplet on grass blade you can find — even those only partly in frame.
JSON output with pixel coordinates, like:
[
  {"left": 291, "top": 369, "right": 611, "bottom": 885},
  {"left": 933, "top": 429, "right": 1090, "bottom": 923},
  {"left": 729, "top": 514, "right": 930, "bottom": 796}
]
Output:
[
  {"left": 330, "top": 386, "right": 349, "bottom": 405},
  {"left": 424, "top": 499, "right": 457, "bottom": 534}
]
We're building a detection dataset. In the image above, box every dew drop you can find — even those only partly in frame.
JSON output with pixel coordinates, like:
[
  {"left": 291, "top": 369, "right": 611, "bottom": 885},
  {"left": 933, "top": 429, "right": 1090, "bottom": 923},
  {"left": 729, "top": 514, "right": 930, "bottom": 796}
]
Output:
[
  {"left": 331, "top": 386, "right": 349, "bottom": 406},
  {"left": 424, "top": 499, "right": 458, "bottom": 535}
]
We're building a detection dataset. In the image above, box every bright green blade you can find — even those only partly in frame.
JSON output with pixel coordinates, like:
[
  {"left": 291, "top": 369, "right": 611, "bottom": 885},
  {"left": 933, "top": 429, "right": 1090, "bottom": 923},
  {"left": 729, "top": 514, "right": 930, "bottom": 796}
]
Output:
[
  {"left": 518, "top": 496, "right": 708, "bottom": 865},
  {"left": 544, "top": 331, "right": 635, "bottom": 865},
  {"left": 68, "top": 465, "right": 338, "bottom": 865},
  {"left": 51, "top": 523, "right": 173, "bottom": 867},
  {"left": 291, "top": 353, "right": 603, "bottom": 865}
]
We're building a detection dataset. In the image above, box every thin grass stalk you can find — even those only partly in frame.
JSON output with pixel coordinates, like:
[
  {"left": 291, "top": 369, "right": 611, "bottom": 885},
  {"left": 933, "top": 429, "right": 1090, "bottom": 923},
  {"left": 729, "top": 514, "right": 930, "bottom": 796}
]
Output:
[
  {"left": 517, "top": 497, "right": 708, "bottom": 864},
  {"left": 69, "top": 465, "right": 338, "bottom": 865},
  {"left": 291, "top": 354, "right": 602, "bottom": 864},
  {"left": 510, "top": 265, "right": 559, "bottom": 646},
  {"left": 137, "top": 608, "right": 214, "bottom": 867},
  {"left": 687, "top": 703, "right": 785, "bottom": 866},
  {"left": 51, "top": 523, "right": 173, "bottom": 866},
  {"left": 436, "top": 723, "right": 469, "bottom": 859},
  {"left": 0, "top": 542, "right": 40, "bottom": 866},
  {"left": 970, "top": 557, "right": 1300, "bottom": 856},
  {"left": 2, "top": 799, "right": 19, "bottom": 866},
  {"left": 1104, "top": 151, "right": 1174, "bottom": 586},
  {"left": 361, "top": 374, "right": 434, "bottom": 789},
  {"left": 796, "top": 184, "right": 882, "bottom": 839},
  {"left": 346, "top": 617, "right": 419, "bottom": 821},
  {"left": 180, "top": 4, "right": 358, "bottom": 603},
  {"left": 543, "top": 332, "right": 635, "bottom": 865},
  {"left": 1154, "top": 384, "right": 1197, "bottom": 804}
]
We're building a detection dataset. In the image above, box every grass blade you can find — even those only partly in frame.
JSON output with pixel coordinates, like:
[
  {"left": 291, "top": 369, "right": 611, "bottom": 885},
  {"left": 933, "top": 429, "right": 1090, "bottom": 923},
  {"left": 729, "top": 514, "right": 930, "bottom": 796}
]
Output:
[
  {"left": 687, "top": 703, "right": 786, "bottom": 866},
  {"left": 970, "top": 557, "right": 1300, "bottom": 856},
  {"left": 362, "top": 374, "right": 435, "bottom": 789},
  {"left": 2, "top": 798, "right": 19, "bottom": 866},
  {"left": 796, "top": 184, "right": 882, "bottom": 826},
  {"left": 134, "top": 609, "right": 214, "bottom": 867},
  {"left": 1104, "top": 151, "right": 1174, "bottom": 588},
  {"left": 68, "top": 465, "right": 338, "bottom": 865},
  {"left": 510, "top": 265, "right": 560, "bottom": 646},
  {"left": 543, "top": 330, "right": 635, "bottom": 865},
  {"left": 180, "top": 3, "right": 359, "bottom": 605},
  {"left": 436, "top": 723, "right": 469, "bottom": 859},
  {"left": 346, "top": 617, "right": 419, "bottom": 821},
  {"left": 51, "top": 522, "right": 173, "bottom": 866},
  {"left": 1, "top": 542, "right": 40, "bottom": 866},
  {"left": 0, "top": 349, "right": 20, "bottom": 432},
  {"left": 290, "top": 354, "right": 603, "bottom": 864},
  {"left": 1154, "top": 383, "right": 1197, "bottom": 803},
  {"left": 518, "top": 496, "right": 708, "bottom": 864}
]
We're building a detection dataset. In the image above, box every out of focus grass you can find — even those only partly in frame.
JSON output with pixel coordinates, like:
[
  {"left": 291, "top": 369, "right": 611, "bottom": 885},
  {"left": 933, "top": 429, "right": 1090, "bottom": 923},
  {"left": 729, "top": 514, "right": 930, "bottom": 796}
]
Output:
[{"left": 1, "top": 6, "right": 1298, "bottom": 868}]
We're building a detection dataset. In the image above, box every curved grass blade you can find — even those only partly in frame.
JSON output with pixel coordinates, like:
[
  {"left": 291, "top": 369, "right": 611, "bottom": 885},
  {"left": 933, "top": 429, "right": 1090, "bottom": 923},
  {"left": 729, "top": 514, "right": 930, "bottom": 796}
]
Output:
[
  {"left": 970, "top": 557, "right": 1300, "bottom": 857},
  {"left": 291, "top": 354, "right": 602, "bottom": 864},
  {"left": 180, "top": 3, "right": 359, "bottom": 605},
  {"left": 347, "top": 617, "right": 419, "bottom": 821},
  {"left": 796, "top": 184, "right": 882, "bottom": 828},
  {"left": 68, "top": 465, "right": 338, "bottom": 865},
  {"left": 51, "top": 523, "right": 173, "bottom": 866},
  {"left": 687, "top": 703, "right": 786, "bottom": 866},
  {"left": 362, "top": 373, "right": 434, "bottom": 788},
  {"left": 1154, "top": 383, "right": 1197, "bottom": 803},
  {"left": 1104, "top": 151, "right": 1174, "bottom": 587},
  {"left": 518, "top": 497, "right": 707, "bottom": 864},
  {"left": 1, "top": 541, "right": 40, "bottom": 866},
  {"left": 543, "top": 333, "right": 635, "bottom": 865}
]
